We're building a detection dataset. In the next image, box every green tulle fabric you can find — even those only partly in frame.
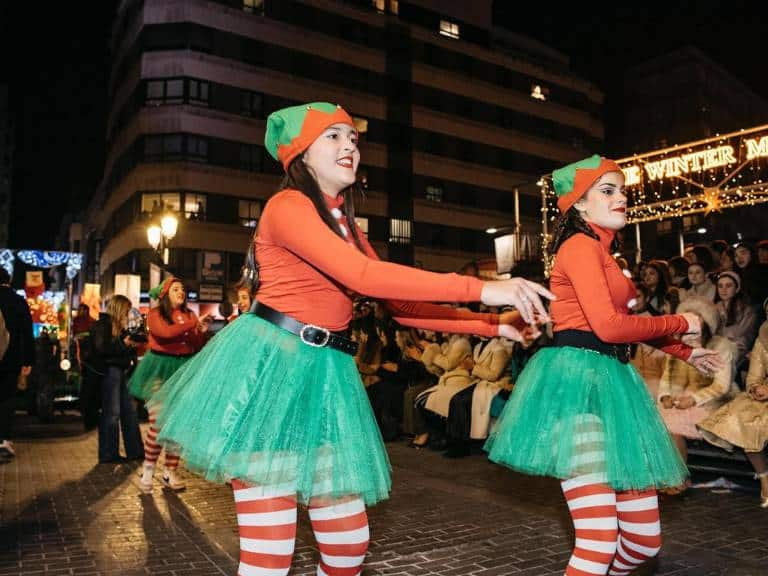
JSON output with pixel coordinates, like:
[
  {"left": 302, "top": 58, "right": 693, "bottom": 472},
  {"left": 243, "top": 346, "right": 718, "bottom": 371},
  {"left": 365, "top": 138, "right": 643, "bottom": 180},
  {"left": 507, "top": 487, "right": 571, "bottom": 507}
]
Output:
[
  {"left": 151, "top": 314, "right": 392, "bottom": 505},
  {"left": 127, "top": 351, "right": 190, "bottom": 400},
  {"left": 485, "top": 346, "right": 688, "bottom": 491}
]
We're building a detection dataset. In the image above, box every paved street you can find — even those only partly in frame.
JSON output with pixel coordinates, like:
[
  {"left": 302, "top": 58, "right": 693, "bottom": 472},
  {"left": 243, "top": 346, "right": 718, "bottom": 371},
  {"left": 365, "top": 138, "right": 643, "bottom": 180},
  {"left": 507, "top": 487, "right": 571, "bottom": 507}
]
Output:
[{"left": 1, "top": 413, "right": 767, "bottom": 575}]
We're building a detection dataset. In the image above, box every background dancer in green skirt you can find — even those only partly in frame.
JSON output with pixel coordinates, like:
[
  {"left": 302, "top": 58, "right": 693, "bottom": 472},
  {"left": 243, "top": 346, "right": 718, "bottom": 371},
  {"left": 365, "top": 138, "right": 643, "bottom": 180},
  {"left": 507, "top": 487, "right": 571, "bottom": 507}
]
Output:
[
  {"left": 129, "top": 276, "right": 207, "bottom": 493},
  {"left": 150, "top": 102, "right": 554, "bottom": 576},
  {"left": 485, "top": 155, "right": 724, "bottom": 576}
]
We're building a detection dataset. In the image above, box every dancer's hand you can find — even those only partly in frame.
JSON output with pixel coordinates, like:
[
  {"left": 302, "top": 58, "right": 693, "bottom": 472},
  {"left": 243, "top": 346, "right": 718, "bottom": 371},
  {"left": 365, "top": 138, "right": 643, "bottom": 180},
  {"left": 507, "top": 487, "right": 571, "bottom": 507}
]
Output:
[
  {"left": 481, "top": 278, "right": 555, "bottom": 324},
  {"left": 687, "top": 347, "right": 724, "bottom": 375}
]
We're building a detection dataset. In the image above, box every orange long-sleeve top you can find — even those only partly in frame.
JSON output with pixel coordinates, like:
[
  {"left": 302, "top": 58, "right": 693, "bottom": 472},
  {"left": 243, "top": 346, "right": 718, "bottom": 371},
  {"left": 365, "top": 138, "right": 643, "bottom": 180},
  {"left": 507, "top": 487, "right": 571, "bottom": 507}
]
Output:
[
  {"left": 549, "top": 223, "right": 692, "bottom": 360},
  {"left": 147, "top": 307, "right": 204, "bottom": 356},
  {"left": 254, "top": 189, "right": 517, "bottom": 337}
]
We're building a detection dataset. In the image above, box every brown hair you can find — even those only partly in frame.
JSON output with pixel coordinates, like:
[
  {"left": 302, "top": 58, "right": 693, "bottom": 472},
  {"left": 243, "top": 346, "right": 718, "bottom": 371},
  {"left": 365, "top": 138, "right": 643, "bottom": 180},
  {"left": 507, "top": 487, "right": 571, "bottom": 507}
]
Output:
[
  {"left": 158, "top": 280, "right": 188, "bottom": 324},
  {"left": 106, "top": 295, "right": 132, "bottom": 338}
]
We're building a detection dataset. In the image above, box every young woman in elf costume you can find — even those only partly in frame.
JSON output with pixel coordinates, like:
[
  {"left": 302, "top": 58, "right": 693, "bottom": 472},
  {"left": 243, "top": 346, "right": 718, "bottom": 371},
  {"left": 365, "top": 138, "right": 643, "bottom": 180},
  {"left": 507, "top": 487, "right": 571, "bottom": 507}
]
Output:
[
  {"left": 149, "top": 102, "right": 553, "bottom": 576},
  {"left": 485, "top": 156, "right": 724, "bottom": 576},
  {"left": 128, "top": 276, "right": 207, "bottom": 493}
]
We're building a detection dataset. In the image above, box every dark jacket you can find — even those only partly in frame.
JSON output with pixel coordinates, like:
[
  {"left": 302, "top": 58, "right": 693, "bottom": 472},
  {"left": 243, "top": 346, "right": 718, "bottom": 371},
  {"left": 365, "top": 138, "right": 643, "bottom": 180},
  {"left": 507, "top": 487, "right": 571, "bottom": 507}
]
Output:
[
  {"left": 89, "top": 314, "right": 136, "bottom": 374},
  {"left": 0, "top": 285, "right": 34, "bottom": 373}
]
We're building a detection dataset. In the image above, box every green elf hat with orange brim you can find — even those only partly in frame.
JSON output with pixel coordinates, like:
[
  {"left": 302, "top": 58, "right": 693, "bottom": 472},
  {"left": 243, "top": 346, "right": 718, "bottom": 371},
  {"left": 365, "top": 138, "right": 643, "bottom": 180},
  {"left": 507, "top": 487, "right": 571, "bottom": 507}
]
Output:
[
  {"left": 148, "top": 276, "right": 182, "bottom": 301},
  {"left": 553, "top": 154, "right": 623, "bottom": 214},
  {"left": 265, "top": 102, "right": 355, "bottom": 170}
]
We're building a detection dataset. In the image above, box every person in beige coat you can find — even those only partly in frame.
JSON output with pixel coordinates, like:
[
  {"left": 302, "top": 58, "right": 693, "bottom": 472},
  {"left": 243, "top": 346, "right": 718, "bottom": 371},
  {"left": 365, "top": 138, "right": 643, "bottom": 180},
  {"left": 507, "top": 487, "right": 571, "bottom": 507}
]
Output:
[
  {"left": 699, "top": 307, "right": 768, "bottom": 507},
  {"left": 470, "top": 337, "right": 514, "bottom": 439},
  {"left": 658, "top": 297, "right": 737, "bottom": 466}
]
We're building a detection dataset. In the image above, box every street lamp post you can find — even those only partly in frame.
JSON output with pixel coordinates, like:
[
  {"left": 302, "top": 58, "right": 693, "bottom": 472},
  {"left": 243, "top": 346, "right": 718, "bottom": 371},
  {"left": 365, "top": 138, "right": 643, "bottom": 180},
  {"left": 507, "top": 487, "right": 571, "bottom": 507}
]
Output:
[{"left": 147, "top": 212, "right": 178, "bottom": 267}]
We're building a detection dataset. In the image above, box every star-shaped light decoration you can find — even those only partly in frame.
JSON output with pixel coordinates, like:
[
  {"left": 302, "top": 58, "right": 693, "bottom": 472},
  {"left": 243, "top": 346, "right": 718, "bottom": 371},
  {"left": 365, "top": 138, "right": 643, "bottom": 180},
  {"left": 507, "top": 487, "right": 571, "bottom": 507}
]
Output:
[{"left": 703, "top": 187, "right": 721, "bottom": 215}]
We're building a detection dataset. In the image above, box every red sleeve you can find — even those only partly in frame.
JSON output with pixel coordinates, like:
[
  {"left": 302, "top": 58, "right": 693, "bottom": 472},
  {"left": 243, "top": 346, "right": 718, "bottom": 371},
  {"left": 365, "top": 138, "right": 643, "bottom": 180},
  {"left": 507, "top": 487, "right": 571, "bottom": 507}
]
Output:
[
  {"left": 645, "top": 336, "right": 693, "bottom": 361},
  {"left": 356, "top": 228, "right": 506, "bottom": 337},
  {"left": 147, "top": 309, "right": 197, "bottom": 339},
  {"left": 558, "top": 235, "right": 689, "bottom": 343},
  {"left": 262, "top": 191, "right": 484, "bottom": 303}
]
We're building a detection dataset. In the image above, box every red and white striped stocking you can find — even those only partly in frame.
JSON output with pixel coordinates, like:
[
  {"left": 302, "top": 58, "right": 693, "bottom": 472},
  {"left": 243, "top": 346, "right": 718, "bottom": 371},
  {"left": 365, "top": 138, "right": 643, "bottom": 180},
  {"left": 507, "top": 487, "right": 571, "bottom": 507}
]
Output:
[
  {"left": 608, "top": 490, "right": 661, "bottom": 575},
  {"left": 232, "top": 480, "right": 297, "bottom": 576},
  {"left": 561, "top": 473, "right": 618, "bottom": 575},
  {"left": 309, "top": 497, "right": 369, "bottom": 576}
]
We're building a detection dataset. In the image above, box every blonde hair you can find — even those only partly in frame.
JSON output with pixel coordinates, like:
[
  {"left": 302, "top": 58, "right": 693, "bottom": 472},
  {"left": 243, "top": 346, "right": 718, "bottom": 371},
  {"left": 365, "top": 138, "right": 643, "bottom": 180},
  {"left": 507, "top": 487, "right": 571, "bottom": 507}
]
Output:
[{"left": 107, "top": 295, "right": 132, "bottom": 337}]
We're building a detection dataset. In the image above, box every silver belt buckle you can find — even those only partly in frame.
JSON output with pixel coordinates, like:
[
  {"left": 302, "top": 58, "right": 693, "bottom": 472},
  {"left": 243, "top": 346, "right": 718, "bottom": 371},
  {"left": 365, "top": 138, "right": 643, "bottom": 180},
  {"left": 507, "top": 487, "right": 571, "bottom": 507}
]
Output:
[{"left": 300, "top": 324, "right": 330, "bottom": 347}]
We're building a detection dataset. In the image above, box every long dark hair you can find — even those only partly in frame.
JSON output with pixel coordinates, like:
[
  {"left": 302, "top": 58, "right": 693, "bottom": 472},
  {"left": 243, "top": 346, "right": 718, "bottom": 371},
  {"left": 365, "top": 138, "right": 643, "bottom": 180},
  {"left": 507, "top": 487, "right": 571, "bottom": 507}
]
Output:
[
  {"left": 714, "top": 271, "right": 747, "bottom": 326},
  {"left": 158, "top": 282, "right": 188, "bottom": 325},
  {"left": 548, "top": 207, "right": 620, "bottom": 257},
  {"left": 240, "top": 157, "right": 366, "bottom": 292}
]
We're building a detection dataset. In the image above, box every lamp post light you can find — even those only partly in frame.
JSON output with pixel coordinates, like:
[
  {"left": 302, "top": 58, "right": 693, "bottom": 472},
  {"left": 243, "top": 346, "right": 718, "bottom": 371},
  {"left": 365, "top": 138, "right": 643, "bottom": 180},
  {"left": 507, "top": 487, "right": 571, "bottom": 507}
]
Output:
[{"left": 147, "top": 212, "right": 178, "bottom": 266}]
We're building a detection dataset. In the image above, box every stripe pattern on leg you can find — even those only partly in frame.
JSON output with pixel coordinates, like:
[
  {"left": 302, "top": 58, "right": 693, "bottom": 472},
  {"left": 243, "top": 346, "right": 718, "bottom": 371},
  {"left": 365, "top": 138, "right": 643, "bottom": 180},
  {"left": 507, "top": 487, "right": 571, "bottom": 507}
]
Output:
[
  {"left": 608, "top": 490, "right": 661, "bottom": 576},
  {"left": 309, "top": 497, "right": 369, "bottom": 576},
  {"left": 232, "top": 479, "right": 297, "bottom": 576}
]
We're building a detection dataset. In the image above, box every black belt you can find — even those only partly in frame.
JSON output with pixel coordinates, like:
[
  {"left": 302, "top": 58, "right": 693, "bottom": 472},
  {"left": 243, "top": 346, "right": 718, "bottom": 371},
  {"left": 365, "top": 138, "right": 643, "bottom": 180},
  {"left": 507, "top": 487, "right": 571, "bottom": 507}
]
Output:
[
  {"left": 149, "top": 350, "right": 194, "bottom": 358},
  {"left": 553, "top": 330, "right": 631, "bottom": 364},
  {"left": 249, "top": 301, "right": 359, "bottom": 357}
]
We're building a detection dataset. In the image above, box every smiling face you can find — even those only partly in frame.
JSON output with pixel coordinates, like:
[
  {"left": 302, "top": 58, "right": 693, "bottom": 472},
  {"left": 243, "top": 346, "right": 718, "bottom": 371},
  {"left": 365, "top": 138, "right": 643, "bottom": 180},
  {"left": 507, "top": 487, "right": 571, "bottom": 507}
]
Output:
[
  {"left": 573, "top": 171, "right": 627, "bottom": 230},
  {"left": 236, "top": 288, "right": 251, "bottom": 313},
  {"left": 168, "top": 281, "right": 185, "bottom": 308},
  {"left": 302, "top": 123, "right": 360, "bottom": 196},
  {"left": 642, "top": 266, "right": 659, "bottom": 290}
]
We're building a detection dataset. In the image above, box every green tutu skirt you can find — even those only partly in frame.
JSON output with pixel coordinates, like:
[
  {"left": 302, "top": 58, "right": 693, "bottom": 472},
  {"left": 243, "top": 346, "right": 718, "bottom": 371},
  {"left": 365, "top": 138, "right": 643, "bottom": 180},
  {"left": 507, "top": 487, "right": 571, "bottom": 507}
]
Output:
[
  {"left": 485, "top": 346, "right": 688, "bottom": 491},
  {"left": 150, "top": 314, "right": 391, "bottom": 505},
  {"left": 127, "top": 350, "right": 191, "bottom": 400}
]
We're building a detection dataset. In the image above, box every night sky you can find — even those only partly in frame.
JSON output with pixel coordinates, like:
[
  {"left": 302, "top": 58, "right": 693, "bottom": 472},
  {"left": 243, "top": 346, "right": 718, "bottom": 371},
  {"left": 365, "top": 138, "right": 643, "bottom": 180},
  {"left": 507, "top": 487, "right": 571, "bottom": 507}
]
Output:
[{"left": 3, "top": 1, "right": 767, "bottom": 249}]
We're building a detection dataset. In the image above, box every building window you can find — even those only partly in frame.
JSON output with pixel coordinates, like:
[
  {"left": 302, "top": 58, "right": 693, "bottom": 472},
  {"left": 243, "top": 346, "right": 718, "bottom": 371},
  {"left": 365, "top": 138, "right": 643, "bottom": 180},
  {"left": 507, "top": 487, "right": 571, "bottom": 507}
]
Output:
[
  {"left": 355, "top": 217, "right": 369, "bottom": 236},
  {"left": 240, "top": 90, "right": 263, "bottom": 117},
  {"left": 188, "top": 79, "right": 210, "bottom": 106},
  {"left": 531, "top": 84, "right": 549, "bottom": 101},
  {"left": 426, "top": 184, "right": 443, "bottom": 203},
  {"left": 371, "top": 0, "right": 398, "bottom": 14},
  {"left": 389, "top": 218, "right": 412, "bottom": 244},
  {"left": 439, "top": 20, "right": 460, "bottom": 40},
  {"left": 145, "top": 79, "right": 185, "bottom": 106},
  {"left": 239, "top": 144, "right": 262, "bottom": 172},
  {"left": 238, "top": 199, "right": 261, "bottom": 228},
  {"left": 183, "top": 193, "right": 206, "bottom": 220},
  {"left": 186, "top": 136, "right": 209, "bottom": 162},
  {"left": 144, "top": 135, "right": 163, "bottom": 159},
  {"left": 243, "top": 0, "right": 264, "bottom": 14},
  {"left": 141, "top": 192, "right": 181, "bottom": 215}
]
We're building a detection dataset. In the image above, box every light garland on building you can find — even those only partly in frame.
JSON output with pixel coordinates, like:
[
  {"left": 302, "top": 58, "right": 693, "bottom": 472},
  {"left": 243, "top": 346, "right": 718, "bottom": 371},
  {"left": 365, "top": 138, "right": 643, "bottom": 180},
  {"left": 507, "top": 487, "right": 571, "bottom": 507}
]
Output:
[{"left": 535, "top": 124, "right": 768, "bottom": 275}]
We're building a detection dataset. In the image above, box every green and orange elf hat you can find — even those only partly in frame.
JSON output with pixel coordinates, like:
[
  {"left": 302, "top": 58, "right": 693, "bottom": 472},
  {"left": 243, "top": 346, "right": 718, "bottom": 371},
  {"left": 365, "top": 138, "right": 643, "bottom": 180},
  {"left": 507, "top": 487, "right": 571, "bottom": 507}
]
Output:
[
  {"left": 552, "top": 154, "right": 623, "bottom": 214},
  {"left": 264, "top": 102, "right": 355, "bottom": 170},
  {"left": 148, "top": 276, "right": 182, "bottom": 301}
]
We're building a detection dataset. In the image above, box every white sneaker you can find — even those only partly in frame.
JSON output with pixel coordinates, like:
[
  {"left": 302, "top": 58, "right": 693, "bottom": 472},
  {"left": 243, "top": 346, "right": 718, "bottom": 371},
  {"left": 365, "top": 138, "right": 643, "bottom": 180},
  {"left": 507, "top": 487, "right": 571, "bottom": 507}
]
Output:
[
  {"left": 0, "top": 440, "right": 15, "bottom": 458},
  {"left": 162, "top": 468, "right": 186, "bottom": 491},
  {"left": 139, "top": 462, "right": 155, "bottom": 493}
]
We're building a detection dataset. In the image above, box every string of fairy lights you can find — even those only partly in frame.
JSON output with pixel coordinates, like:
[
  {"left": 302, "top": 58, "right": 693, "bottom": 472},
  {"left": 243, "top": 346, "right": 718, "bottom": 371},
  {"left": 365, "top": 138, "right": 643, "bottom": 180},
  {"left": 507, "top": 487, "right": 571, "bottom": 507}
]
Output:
[{"left": 535, "top": 125, "right": 768, "bottom": 275}]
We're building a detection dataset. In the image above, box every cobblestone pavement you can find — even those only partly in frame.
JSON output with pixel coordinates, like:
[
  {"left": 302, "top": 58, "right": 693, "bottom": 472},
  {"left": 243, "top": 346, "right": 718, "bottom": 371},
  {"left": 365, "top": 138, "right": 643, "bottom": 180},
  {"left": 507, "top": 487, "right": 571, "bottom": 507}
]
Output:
[{"left": 1, "top": 413, "right": 767, "bottom": 575}]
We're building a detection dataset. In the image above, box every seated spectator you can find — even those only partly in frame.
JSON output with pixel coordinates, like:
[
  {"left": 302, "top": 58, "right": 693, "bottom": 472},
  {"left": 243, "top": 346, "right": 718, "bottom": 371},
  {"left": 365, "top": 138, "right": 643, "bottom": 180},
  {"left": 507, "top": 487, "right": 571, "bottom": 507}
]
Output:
[
  {"left": 681, "top": 261, "right": 716, "bottom": 302},
  {"left": 642, "top": 260, "right": 671, "bottom": 315},
  {"left": 415, "top": 348, "right": 474, "bottom": 451},
  {"left": 698, "top": 301, "right": 768, "bottom": 507},
  {"left": 715, "top": 271, "right": 758, "bottom": 367},
  {"left": 668, "top": 256, "right": 691, "bottom": 289},
  {"left": 757, "top": 240, "right": 768, "bottom": 266},
  {"left": 734, "top": 242, "right": 768, "bottom": 315},
  {"left": 658, "top": 298, "right": 736, "bottom": 483},
  {"left": 720, "top": 247, "right": 736, "bottom": 272}
]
